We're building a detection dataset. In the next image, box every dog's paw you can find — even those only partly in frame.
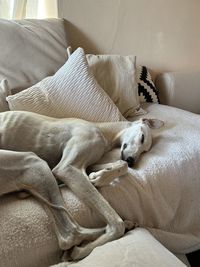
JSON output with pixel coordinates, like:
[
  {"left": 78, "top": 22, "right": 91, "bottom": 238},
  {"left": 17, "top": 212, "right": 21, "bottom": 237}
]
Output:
[
  {"left": 89, "top": 160, "right": 128, "bottom": 187},
  {"left": 113, "top": 160, "right": 128, "bottom": 171},
  {"left": 89, "top": 176, "right": 105, "bottom": 187},
  {"left": 89, "top": 172, "right": 106, "bottom": 187},
  {"left": 89, "top": 172, "right": 99, "bottom": 180}
]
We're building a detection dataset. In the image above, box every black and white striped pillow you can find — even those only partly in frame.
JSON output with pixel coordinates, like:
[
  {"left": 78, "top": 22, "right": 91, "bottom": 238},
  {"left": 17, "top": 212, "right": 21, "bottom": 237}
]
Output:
[{"left": 137, "top": 66, "right": 160, "bottom": 103}]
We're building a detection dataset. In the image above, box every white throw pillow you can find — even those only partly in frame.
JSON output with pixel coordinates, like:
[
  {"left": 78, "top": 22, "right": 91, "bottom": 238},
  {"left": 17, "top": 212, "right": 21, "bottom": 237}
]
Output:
[
  {"left": 7, "top": 47, "right": 124, "bottom": 122},
  {"left": 87, "top": 54, "right": 142, "bottom": 118}
]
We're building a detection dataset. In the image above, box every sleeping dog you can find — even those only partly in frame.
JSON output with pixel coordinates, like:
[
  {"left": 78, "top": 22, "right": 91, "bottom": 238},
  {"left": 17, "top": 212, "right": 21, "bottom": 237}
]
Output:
[{"left": 0, "top": 110, "right": 163, "bottom": 260}]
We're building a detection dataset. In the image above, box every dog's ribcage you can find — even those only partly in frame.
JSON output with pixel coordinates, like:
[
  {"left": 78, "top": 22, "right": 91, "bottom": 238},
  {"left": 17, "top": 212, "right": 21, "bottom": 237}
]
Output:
[
  {"left": 0, "top": 111, "right": 106, "bottom": 169},
  {"left": 0, "top": 112, "right": 66, "bottom": 168}
]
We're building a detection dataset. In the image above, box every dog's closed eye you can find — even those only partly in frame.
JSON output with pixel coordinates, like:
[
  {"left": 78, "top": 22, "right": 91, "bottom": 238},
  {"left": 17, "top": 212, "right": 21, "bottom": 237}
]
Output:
[
  {"left": 141, "top": 134, "right": 144, "bottom": 144},
  {"left": 123, "top": 143, "right": 127, "bottom": 150}
]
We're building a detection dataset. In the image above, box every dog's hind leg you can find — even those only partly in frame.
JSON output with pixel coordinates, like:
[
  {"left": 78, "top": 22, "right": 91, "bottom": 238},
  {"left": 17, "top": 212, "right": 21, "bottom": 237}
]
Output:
[
  {"left": 88, "top": 160, "right": 128, "bottom": 187},
  {"left": 0, "top": 150, "right": 104, "bottom": 251}
]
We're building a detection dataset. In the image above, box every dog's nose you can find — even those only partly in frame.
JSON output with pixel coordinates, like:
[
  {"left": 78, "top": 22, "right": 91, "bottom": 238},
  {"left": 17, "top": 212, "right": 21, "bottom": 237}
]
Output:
[{"left": 126, "top": 157, "right": 135, "bottom": 167}]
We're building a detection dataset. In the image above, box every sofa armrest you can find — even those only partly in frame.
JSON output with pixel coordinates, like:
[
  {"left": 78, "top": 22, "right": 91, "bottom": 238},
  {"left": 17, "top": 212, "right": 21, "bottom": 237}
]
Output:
[{"left": 155, "top": 72, "right": 200, "bottom": 114}]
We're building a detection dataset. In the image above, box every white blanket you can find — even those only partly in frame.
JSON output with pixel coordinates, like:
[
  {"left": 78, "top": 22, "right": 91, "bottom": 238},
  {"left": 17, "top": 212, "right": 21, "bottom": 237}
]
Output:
[
  {"left": 0, "top": 103, "right": 200, "bottom": 266},
  {"left": 71, "top": 102, "right": 200, "bottom": 255},
  {"left": 97, "top": 103, "right": 200, "bottom": 254}
]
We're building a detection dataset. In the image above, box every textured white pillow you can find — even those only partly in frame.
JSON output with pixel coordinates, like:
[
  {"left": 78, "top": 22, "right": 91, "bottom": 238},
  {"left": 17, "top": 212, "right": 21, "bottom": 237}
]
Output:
[
  {"left": 7, "top": 48, "right": 124, "bottom": 122},
  {"left": 87, "top": 54, "right": 142, "bottom": 118}
]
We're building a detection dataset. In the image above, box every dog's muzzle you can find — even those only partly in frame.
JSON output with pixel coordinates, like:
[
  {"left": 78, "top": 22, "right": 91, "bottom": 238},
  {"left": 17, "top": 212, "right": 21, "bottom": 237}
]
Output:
[
  {"left": 125, "top": 157, "right": 135, "bottom": 167},
  {"left": 121, "top": 151, "right": 135, "bottom": 167}
]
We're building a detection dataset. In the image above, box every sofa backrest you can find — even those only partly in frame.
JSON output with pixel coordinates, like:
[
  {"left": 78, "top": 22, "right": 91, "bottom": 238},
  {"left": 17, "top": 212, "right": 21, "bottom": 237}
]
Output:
[{"left": 0, "top": 18, "right": 68, "bottom": 94}]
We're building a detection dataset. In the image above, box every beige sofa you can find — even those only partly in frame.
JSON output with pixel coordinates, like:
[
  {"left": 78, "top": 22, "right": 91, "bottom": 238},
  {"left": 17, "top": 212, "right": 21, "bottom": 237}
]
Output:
[{"left": 0, "top": 18, "right": 199, "bottom": 267}]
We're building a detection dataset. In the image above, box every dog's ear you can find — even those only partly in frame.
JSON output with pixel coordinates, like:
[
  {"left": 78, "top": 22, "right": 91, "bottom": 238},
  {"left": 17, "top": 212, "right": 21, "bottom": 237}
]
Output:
[{"left": 142, "top": 118, "right": 164, "bottom": 129}]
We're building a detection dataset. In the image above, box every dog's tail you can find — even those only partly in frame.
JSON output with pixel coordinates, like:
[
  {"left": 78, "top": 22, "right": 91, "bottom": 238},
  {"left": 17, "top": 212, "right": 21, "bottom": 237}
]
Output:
[{"left": 26, "top": 188, "right": 71, "bottom": 215}]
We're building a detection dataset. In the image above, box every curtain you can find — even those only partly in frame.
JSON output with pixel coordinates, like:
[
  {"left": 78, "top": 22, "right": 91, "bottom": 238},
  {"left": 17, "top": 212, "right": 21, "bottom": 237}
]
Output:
[{"left": 0, "top": 0, "right": 58, "bottom": 19}]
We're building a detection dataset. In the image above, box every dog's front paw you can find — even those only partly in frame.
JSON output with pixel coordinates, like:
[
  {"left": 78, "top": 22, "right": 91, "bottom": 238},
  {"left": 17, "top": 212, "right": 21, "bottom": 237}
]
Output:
[
  {"left": 88, "top": 172, "right": 98, "bottom": 180},
  {"left": 90, "top": 177, "right": 105, "bottom": 187},
  {"left": 89, "top": 172, "right": 105, "bottom": 187}
]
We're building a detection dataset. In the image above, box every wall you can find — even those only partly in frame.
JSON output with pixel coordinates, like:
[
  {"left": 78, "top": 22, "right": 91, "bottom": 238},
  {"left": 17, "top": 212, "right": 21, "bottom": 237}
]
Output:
[{"left": 58, "top": 0, "right": 200, "bottom": 77}]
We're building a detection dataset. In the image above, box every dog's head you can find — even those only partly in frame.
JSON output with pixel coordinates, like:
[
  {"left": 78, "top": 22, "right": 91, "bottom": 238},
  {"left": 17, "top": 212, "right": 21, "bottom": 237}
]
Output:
[{"left": 121, "top": 118, "right": 164, "bottom": 167}]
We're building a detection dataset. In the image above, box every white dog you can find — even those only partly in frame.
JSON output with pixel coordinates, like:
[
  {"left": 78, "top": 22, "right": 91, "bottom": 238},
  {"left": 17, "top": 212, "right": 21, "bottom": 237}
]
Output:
[{"left": 0, "top": 111, "right": 163, "bottom": 260}]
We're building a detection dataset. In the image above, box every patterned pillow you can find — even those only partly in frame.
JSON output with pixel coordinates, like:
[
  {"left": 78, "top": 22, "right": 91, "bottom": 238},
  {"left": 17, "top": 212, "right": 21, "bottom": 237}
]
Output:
[
  {"left": 137, "top": 66, "right": 160, "bottom": 103},
  {"left": 6, "top": 47, "right": 124, "bottom": 122}
]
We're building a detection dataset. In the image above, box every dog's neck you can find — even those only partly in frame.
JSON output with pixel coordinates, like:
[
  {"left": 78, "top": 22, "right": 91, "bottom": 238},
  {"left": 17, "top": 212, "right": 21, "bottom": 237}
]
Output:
[{"left": 97, "top": 121, "right": 132, "bottom": 149}]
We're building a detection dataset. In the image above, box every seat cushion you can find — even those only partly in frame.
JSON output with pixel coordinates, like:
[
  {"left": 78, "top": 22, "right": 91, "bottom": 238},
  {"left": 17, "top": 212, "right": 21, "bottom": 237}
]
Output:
[{"left": 52, "top": 228, "right": 185, "bottom": 267}]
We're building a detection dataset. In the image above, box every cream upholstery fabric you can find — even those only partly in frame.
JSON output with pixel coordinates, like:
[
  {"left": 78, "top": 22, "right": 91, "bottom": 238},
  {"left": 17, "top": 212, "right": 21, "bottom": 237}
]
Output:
[
  {"left": 87, "top": 54, "right": 141, "bottom": 118},
  {"left": 7, "top": 48, "right": 124, "bottom": 122},
  {"left": 0, "top": 18, "right": 68, "bottom": 94},
  {"left": 52, "top": 229, "right": 186, "bottom": 267},
  {"left": 2, "top": 103, "right": 198, "bottom": 266},
  {"left": 0, "top": 80, "right": 10, "bottom": 111},
  {"left": 155, "top": 71, "right": 200, "bottom": 114}
]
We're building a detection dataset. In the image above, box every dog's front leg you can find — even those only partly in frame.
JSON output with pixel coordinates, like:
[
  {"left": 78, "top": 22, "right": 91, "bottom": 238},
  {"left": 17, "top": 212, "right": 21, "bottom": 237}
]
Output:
[
  {"left": 52, "top": 148, "right": 125, "bottom": 260},
  {"left": 88, "top": 160, "right": 128, "bottom": 187}
]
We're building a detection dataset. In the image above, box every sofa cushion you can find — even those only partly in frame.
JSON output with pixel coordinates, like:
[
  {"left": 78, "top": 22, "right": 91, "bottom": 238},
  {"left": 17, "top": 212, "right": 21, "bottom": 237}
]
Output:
[
  {"left": 0, "top": 18, "right": 68, "bottom": 94},
  {"left": 52, "top": 229, "right": 185, "bottom": 267},
  {"left": 7, "top": 47, "right": 124, "bottom": 122}
]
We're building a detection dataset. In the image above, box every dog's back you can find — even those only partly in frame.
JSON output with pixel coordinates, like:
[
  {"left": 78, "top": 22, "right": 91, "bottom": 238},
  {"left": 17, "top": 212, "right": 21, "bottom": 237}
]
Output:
[
  {"left": 0, "top": 111, "right": 64, "bottom": 167},
  {"left": 0, "top": 111, "right": 105, "bottom": 168}
]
